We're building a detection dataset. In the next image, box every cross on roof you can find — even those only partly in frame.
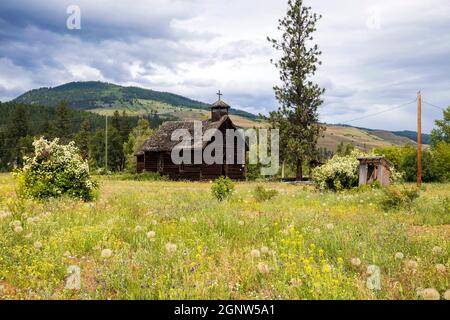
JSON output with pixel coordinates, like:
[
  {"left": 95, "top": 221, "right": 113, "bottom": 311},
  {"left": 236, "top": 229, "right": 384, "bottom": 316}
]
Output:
[{"left": 216, "top": 90, "right": 223, "bottom": 101}]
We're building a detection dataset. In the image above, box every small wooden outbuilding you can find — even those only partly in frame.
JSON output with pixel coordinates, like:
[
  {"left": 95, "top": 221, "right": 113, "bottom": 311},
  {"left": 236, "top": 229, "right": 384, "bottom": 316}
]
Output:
[{"left": 357, "top": 156, "right": 392, "bottom": 186}]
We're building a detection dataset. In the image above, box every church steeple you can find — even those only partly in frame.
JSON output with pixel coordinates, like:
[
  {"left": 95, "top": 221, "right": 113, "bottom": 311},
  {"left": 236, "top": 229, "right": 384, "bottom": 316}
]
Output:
[{"left": 211, "top": 90, "right": 230, "bottom": 121}]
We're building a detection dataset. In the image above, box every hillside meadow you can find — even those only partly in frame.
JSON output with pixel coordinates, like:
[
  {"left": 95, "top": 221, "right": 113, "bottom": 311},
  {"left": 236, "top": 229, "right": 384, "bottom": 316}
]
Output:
[{"left": 0, "top": 173, "right": 448, "bottom": 300}]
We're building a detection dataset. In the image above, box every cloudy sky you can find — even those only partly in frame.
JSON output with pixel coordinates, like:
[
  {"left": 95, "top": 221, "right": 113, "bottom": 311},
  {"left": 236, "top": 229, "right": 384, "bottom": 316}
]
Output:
[{"left": 1, "top": 0, "right": 449, "bottom": 132}]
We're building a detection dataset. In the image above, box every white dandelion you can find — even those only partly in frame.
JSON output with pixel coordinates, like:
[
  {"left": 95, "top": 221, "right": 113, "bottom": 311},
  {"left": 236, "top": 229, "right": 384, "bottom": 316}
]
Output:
[
  {"left": 101, "top": 249, "right": 113, "bottom": 259},
  {"left": 134, "top": 225, "right": 143, "bottom": 233},
  {"left": 146, "top": 231, "right": 156, "bottom": 240},
  {"left": 435, "top": 264, "right": 446, "bottom": 273},
  {"left": 443, "top": 290, "right": 450, "bottom": 300},
  {"left": 165, "top": 242, "right": 177, "bottom": 254},
  {"left": 34, "top": 241, "right": 43, "bottom": 249},
  {"left": 251, "top": 249, "right": 261, "bottom": 258},
  {"left": 261, "top": 246, "right": 270, "bottom": 255},
  {"left": 325, "top": 223, "right": 334, "bottom": 230},
  {"left": 418, "top": 288, "right": 440, "bottom": 300},
  {"left": 257, "top": 262, "right": 270, "bottom": 274},
  {"left": 14, "top": 226, "right": 23, "bottom": 233},
  {"left": 350, "top": 257, "right": 361, "bottom": 267},
  {"left": 432, "top": 246, "right": 443, "bottom": 255},
  {"left": 394, "top": 252, "right": 404, "bottom": 260}
]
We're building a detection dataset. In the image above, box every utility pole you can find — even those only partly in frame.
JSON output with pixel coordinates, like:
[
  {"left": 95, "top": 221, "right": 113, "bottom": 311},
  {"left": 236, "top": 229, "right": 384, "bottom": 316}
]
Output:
[
  {"left": 417, "top": 91, "right": 422, "bottom": 187},
  {"left": 105, "top": 115, "right": 108, "bottom": 172}
]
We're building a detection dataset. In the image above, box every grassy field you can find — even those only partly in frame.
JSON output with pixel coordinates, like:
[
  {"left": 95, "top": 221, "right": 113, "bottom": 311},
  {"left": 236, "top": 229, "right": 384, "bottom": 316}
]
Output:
[{"left": 0, "top": 173, "right": 448, "bottom": 300}]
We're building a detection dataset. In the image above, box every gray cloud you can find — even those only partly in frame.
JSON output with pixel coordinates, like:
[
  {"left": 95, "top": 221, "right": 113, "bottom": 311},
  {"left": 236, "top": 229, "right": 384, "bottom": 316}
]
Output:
[{"left": 1, "top": 0, "right": 449, "bottom": 132}]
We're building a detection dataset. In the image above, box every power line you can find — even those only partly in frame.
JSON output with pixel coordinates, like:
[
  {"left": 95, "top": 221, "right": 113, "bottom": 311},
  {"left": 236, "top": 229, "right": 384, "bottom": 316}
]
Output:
[
  {"left": 340, "top": 99, "right": 417, "bottom": 124},
  {"left": 422, "top": 100, "right": 446, "bottom": 112}
]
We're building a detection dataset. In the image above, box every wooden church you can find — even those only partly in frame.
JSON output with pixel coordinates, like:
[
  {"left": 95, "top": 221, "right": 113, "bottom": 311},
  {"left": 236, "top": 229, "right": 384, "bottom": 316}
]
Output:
[{"left": 136, "top": 93, "right": 246, "bottom": 180}]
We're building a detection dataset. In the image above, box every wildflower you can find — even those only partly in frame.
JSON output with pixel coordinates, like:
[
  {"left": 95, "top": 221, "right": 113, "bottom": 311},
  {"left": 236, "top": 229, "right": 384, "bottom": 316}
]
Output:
[
  {"left": 101, "top": 249, "right": 113, "bottom": 259},
  {"left": 405, "top": 260, "right": 418, "bottom": 270},
  {"left": 191, "top": 218, "right": 198, "bottom": 224},
  {"left": 418, "top": 288, "right": 440, "bottom": 300},
  {"left": 34, "top": 241, "right": 43, "bottom": 249},
  {"left": 325, "top": 223, "right": 334, "bottom": 230},
  {"left": 435, "top": 264, "right": 446, "bottom": 273},
  {"left": 238, "top": 220, "right": 244, "bottom": 226},
  {"left": 165, "top": 243, "right": 177, "bottom": 254},
  {"left": 443, "top": 290, "right": 450, "bottom": 300},
  {"left": 0, "top": 210, "right": 11, "bottom": 219},
  {"left": 394, "top": 252, "right": 404, "bottom": 260},
  {"left": 146, "top": 231, "right": 156, "bottom": 239},
  {"left": 151, "top": 219, "right": 158, "bottom": 225},
  {"left": 432, "top": 246, "right": 443, "bottom": 255},
  {"left": 322, "top": 264, "right": 331, "bottom": 273},
  {"left": 261, "top": 246, "right": 270, "bottom": 255},
  {"left": 350, "top": 257, "right": 361, "bottom": 267},
  {"left": 11, "top": 220, "right": 21, "bottom": 227},
  {"left": 134, "top": 225, "right": 143, "bottom": 233},
  {"left": 289, "top": 278, "right": 302, "bottom": 286},
  {"left": 14, "top": 226, "right": 23, "bottom": 233},
  {"left": 250, "top": 249, "right": 261, "bottom": 258},
  {"left": 257, "top": 262, "right": 270, "bottom": 274},
  {"left": 25, "top": 232, "right": 33, "bottom": 239}
]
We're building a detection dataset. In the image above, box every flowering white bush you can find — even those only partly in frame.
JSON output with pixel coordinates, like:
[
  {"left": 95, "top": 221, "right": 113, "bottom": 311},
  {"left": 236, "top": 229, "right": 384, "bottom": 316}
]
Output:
[
  {"left": 14, "top": 137, "right": 98, "bottom": 201},
  {"left": 312, "top": 151, "right": 362, "bottom": 191}
]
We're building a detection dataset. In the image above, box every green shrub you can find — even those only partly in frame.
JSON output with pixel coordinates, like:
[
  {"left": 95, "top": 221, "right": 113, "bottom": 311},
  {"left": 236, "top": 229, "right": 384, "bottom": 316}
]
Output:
[
  {"left": 211, "top": 176, "right": 234, "bottom": 201},
  {"left": 14, "top": 137, "right": 98, "bottom": 201},
  {"left": 312, "top": 151, "right": 361, "bottom": 191},
  {"left": 253, "top": 185, "right": 278, "bottom": 202},
  {"left": 380, "top": 185, "right": 420, "bottom": 211}
]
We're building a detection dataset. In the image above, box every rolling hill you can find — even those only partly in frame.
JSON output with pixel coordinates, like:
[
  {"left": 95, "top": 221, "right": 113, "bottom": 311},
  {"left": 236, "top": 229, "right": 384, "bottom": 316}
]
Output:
[
  {"left": 12, "top": 81, "right": 425, "bottom": 151},
  {"left": 13, "top": 81, "right": 258, "bottom": 120}
]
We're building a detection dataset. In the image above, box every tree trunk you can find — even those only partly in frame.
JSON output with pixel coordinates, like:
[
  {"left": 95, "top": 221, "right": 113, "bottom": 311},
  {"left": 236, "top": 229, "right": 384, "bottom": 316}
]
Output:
[{"left": 296, "top": 157, "right": 303, "bottom": 181}]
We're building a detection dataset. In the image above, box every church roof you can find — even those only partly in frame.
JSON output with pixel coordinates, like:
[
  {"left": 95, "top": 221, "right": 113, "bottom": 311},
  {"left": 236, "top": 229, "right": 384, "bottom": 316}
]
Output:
[
  {"left": 136, "top": 115, "right": 234, "bottom": 154},
  {"left": 211, "top": 99, "right": 230, "bottom": 108}
]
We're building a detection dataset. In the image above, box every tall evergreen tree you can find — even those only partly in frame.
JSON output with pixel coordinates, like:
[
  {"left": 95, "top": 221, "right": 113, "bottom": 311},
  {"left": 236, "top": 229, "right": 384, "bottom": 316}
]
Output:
[
  {"left": 268, "top": 0, "right": 325, "bottom": 180},
  {"left": 7, "top": 104, "right": 30, "bottom": 166},
  {"left": 53, "top": 101, "right": 72, "bottom": 143},
  {"left": 75, "top": 118, "right": 91, "bottom": 160}
]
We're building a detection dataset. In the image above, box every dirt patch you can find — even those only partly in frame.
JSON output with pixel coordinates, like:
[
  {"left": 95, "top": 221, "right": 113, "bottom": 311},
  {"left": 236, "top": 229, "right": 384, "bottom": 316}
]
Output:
[{"left": 0, "top": 280, "right": 17, "bottom": 298}]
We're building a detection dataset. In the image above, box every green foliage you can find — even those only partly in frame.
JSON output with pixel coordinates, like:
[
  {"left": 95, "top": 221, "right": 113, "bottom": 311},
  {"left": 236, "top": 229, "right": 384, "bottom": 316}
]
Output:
[
  {"left": 312, "top": 151, "right": 361, "bottom": 191},
  {"left": 432, "top": 142, "right": 450, "bottom": 182},
  {"left": 253, "top": 185, "right": 278, "bottom": 202},
  {"left": 336, "top": 142, "right": 355, "bottom": 156},
  {"left": 53, "top": 101, "right": 72, "bottom": 144},
  {"left": 380, "top": 185, "right": 420, "bottom": 211},
  {"left": 429, "top": 106, "right": 450, "bottom": 147},
  {"left": 124, "top": 118, "right": 155, "bottom": 173},
  {"left": 211, "top": 176, "right": 235, "bottom": 201},
  {"left": 374, "top": 144, "right": 450, "bottom": 183},
  {"left": 268, "top": 0, "right": 325, "bottom": 180},
  {"left": 14, "top": 137, "right": 98, "bottom": 201},
  {"left": 75, "top": 118, "right": 91, "bottom": 160}
]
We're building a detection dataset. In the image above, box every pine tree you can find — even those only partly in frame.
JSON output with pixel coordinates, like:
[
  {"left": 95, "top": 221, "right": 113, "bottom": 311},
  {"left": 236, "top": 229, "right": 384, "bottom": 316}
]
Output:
[
  {"left": 7, "top": 104, "right": 30, "bottom": 166},
  {"left": 268, "top": 0, "right": 325, "bottom": 180},
  {"left": 75, "top": 118, "right": 91, "bottom": 160},
  {"left": 53, "top": 101, "right": 72, "bottom": 143}
]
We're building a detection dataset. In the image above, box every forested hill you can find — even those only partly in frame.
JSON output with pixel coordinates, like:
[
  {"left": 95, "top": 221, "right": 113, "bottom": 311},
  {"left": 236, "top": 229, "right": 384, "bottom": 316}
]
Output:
[{"left": 13, "top": 81, "right": 258, "bottom": 119}]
